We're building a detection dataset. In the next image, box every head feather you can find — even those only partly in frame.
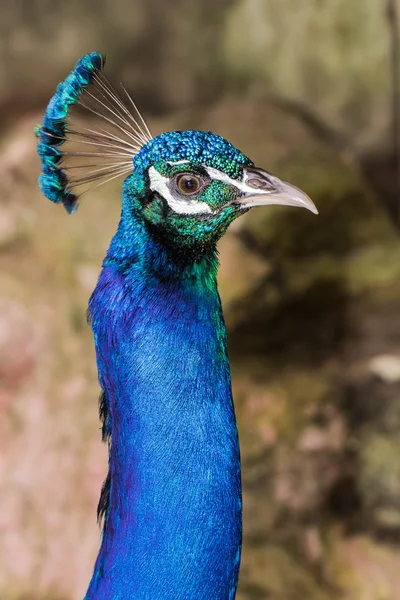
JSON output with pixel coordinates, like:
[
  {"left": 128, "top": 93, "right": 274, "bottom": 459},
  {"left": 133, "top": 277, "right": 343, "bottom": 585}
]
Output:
[{"left": 36, "top": 52, "right": 152, "bottom": 213}]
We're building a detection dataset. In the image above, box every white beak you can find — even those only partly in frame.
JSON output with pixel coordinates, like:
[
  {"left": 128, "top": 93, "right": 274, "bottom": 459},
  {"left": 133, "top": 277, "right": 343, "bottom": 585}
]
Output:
[{"left": 237, "top": 167, "right": 318, "bottom": 214}]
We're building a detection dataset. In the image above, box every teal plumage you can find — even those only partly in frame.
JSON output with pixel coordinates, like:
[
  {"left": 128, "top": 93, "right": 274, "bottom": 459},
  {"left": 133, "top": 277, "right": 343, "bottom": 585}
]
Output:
[
  {"left": 36, "top": 53, "right": 317, "bottom": 599},
  {"left": 36, "top": 52, "right": 105, "bottom": 213}
]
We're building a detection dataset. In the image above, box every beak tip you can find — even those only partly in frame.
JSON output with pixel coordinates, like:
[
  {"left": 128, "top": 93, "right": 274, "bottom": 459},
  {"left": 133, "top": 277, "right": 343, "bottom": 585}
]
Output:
[{"left": 308, "top": 204, "right": 319, "bottom": 215}]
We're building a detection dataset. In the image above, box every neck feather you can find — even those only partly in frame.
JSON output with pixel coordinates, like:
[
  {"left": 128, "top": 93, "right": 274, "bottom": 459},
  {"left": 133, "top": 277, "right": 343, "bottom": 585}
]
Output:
[{"left": 85, "top": 198, "right": 242, "bottom": 600}]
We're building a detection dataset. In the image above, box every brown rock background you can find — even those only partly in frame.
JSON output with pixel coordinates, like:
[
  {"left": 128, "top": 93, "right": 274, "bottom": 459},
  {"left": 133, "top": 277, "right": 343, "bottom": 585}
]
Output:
[{"left": 1, "top": 1, "right": 400, "bottom": 599}]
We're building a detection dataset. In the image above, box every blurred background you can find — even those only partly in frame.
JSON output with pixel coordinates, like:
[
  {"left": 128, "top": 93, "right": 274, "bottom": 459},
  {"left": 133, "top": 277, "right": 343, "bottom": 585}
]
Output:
[{"left": 1, "top": 0, "right": 400, "bottom": 598}]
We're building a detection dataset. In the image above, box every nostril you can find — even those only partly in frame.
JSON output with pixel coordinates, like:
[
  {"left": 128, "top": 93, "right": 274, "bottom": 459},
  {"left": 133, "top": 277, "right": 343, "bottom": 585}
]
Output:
[{"left": 246, "top": 177, "right": 270, "bottom": 190}]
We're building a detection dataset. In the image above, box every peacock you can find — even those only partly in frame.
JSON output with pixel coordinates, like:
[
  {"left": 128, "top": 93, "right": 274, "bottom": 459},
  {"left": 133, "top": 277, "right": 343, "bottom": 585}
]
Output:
[{"left": 36, "top": 52, "right": 317, "bottom": 600}]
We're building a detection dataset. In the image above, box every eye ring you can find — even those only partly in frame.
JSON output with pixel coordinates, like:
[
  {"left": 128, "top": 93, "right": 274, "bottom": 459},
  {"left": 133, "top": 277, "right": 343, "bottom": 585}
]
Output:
[{"left": 176, "top": 173, "right": 201, "bottom": 195}]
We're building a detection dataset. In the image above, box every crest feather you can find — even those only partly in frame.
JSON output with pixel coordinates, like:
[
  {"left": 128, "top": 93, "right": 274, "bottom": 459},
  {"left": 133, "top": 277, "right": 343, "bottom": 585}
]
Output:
[{"left": 36, "top": 52, "right": 152, "bottom": 213}]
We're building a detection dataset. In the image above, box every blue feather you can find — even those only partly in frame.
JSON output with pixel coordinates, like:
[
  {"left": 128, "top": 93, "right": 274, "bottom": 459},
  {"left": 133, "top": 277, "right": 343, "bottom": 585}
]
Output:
[{"left": 86, "top": 237, "right": 241, "bottom": 599}]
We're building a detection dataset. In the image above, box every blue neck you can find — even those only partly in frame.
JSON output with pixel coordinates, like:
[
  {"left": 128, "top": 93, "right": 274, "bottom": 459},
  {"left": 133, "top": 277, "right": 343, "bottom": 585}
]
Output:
[{"left": 85, "top": 201, "right": 242, "bottom": 599}]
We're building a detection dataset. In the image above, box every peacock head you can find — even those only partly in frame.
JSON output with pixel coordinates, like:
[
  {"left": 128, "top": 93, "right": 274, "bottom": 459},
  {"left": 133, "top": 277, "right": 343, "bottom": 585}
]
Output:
[
  {"left": 36, "top": 52, "right": 317, "bottom": 257},
  {"left": 127, "top": 130, "right": 316, "bottom": 253}
]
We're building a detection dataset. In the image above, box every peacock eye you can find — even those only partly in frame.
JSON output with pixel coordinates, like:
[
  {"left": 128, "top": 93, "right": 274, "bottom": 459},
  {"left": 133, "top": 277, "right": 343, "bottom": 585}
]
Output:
[{"left": 176, "top": 174, "right": 201, "bottom": 195}]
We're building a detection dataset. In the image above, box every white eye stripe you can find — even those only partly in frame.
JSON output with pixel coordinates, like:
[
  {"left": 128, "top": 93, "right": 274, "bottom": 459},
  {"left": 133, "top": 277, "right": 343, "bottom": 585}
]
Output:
[
  {"left": 205, "top": 166, "right": 282, "bottom": 198},
  {"left": 204, "top": 166, "right": 250, "bottom": 193},
  {"left": 148, "top": 166, "right": 212, "bottom": 215}
]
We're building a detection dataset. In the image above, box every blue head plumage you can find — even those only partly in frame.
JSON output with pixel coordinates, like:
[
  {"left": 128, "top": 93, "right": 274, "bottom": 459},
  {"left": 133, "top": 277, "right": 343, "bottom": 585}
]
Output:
[{"left": 134, "top": 129, "right": 250, "bottom": 177}]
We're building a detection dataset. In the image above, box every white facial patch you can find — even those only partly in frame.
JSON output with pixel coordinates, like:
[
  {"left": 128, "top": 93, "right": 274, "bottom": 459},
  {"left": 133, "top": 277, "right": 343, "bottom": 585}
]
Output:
[{"left": 148, "top": 166, "right": 212, "bottom": 215}]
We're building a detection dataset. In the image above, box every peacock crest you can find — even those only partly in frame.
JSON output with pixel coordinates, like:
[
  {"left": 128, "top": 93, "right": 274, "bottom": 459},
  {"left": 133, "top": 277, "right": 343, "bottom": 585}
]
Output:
[{"left": 36, "top": 52, "right": 152, "bottom": 213}]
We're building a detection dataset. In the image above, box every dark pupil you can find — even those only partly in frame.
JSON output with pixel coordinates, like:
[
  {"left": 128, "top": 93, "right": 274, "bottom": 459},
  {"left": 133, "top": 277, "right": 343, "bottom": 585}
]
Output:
[{"left": 184, "top": 178, "right": 195, "bottom": 189}]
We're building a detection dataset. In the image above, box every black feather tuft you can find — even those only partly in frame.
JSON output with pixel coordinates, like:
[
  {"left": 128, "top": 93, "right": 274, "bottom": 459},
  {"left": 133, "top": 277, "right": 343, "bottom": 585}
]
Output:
[
  {"left": 99, "top": 389, "right": 111, "bottom": 442},
  {"left": 97, "top": 389, "right": 112, "bottom": 527},
  {"left": 97, "top": 470, "right": 111, "bottom": 525}
]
